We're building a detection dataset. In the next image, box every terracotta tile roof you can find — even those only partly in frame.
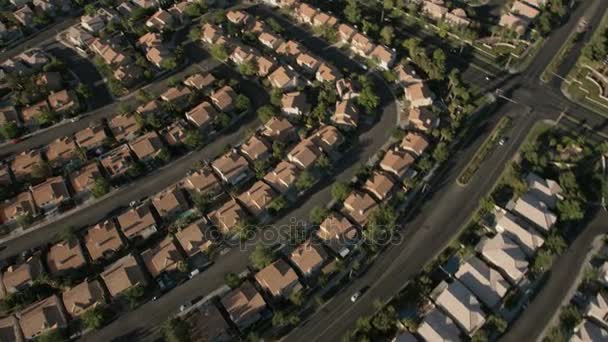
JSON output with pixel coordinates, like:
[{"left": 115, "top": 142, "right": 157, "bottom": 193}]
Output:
[
  {"left": 312, "top": 124, "right": 344, "bottom": 153},
  {"left": 109, "top": 114, "right": 141, "bottom": 142},
  {"left": 75, "top": 124, "right": 108, "bottom": 151},
  {"left": 145, "top": 9, "right": 174, "bottom": 30},
  {"left": 11, "top": 150, "right": 43, "bottom": 180},
  {"left": 277, "top": 40, "right": 303, "bottom": 56},
  {"left": 101, "top": 254, "right": 147, "bottom": 297},
  {"left": 379, "top": 149, "right": 415, "bottom": 179},
  {"left": 209, "top": 199, "right": 247, "bottom": 234},
  {"left": 61, "top": 279, "right": 105, "bottom": 318},
  {"left": 336, "top": 78, "right": 358, "bottom": 99},
  {"left": 408, "top": 106, "right": 437, "bottom": 132},
  {"left": 400, "top": 132, "right": 429, "bottom": 156},
  {"left": 238, "top": 180, "right": 276, "bottom": 217},
  {"left": 211, "top": 150, "right": 250, "bottom": 184},
  {"left": 343, "top": 190, "right": 378, "bottom": 226},
  {"left": 230, "top": 44, "right": 257, "bottom": 64},
  {"left": 0, "top": 315, "right": 21, "bottom": 342},
  {"left": 84, "top": 220, "right": 124, "bottom": 261},
  {"left": 370, "top": 45, "right": 395, "bottom": 66},
  {"left": 338, "top": 24, "right": 356, "bottom": 42},
  {"left": 160, "top": 85, "right": 192, "bottom": 104},
  {"left": 221, "top": 281, "right": 266, "bottom": 328},
  {"left": 422, "top": 0, "right": 448, "bottom": 20},
  {"left": 404, "top": 82, "right": 434, "bottom": 107},
  {"left": 296, "top": 52, "right": 320, "bottom": 71},
  {"left": 287, "top": 138, "right": 321, "bottom": 170},
  {"left": 201, "top": 23, "right": 223, "bottom": 44},
  {"left": 18, "top": 295, "right": 67, "bottom": 340},
  {"left": 316, "top": 63, "right": 341, "bottom": 83},
  {"left": 175, "top": 218, "right": 212, "bottom": 257},
  {"left": 290, "top": 240, "right": 327, "bottom": 276},
  {"left": 45, "top": 136, "right": 77, "bottom": 166},
  {"left": 185, "top": 304, "right": 231, "bottom": 342},
  {"left": 183, "top": 73, "right": 215, "bottom": 90},
  {"left": 258, "top": 31, "right": 283, "bottom": 49},
  {"left": 333, "top": 99, "right": 359, "bottom": 127},
  {"left": 263, "top": 160, "right": 300, "bottom": 194},
  {"left": 128, "top": 131, "right": 164, "bottom": 161},
  {"left": 186, "top": 101, "right": 216, "bottom": 128},
  {"left": 318, "top": 212, "right": 358, "bottom": 241},
  {"left": 47, "top": 90, "right": 78, "bottom": 113},
  {"left": 180, "top": 168, "right": 221, "bottom": 195},
  {"left": 313, "top": 12, "right": 338, "bottom": 27},
  {"left": 499, "top": 13, "right": 528, "bottom": 33},
  {"left": 152, "top": 185, "right": 189, "bottom": 218},
  {"left": 210, "top": 86, "right": 237, "bottom": 112},
  {"left": 281, "top": 91, "right": 310, "bottom": 116},
  {"left": 46, "top": 240, "right": 87, "bottom": 274},
  {"left": 117, "top": 204, "right": 158, "bottom": 240},
  {"left": 226, "top": 10, "right": 251, "bottom": 25},
  {"left": 255, "top": 259, "right": 301, "bottom": 298},
  {"left": 1, "top": 256, "right": 43, "bottom": 295},
  {"left": 351, "top": 33, "right": 374, "bottom": 55},
  {"left": 510, "top": 1, "right": 540, "bottom": 20},
  {"left": 363, "top": 171, "right": 395, "bottom": 202},
  {"left": 136, "top": 99, "right": 162, "bottom": 117},
  {"left": 240, "top": 135, "right": 270, "bottom": 162},
  {"left": 261, "top": 116, "right": 296, "bottom": 141},
  {"left": 256, "top": 55, "right": 276, "bottom": 77},
  {"left": 267, "top": 66, "right": 298, "bottom": 89},
  {"left": 141, "top": 236, "right": 183, "bottom": 278},
  {"left": 100, "top": 144, "right": 133, "bottom": 178},
  {"left": 0, "top": 191, "right": 36, "bottom": 224},
  {"left": 394, "top": 63, "right": 422, "bottom": 85},
  {"left": 296, "top": 3, "right": 317, "bottom": 22},
  {"left": 163, "top": 121, "right": 188, "bottom": 146},
  {"left": 30, "top": 176, "right": 70, "bottom": 209}
]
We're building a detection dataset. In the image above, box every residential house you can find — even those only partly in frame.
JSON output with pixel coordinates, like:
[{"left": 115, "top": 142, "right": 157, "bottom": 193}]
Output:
[
  {"left": 493, "top": 208, "right": 544, "bottom": 257},
  {"left": 336, "top": 78, "right": 359, "bottom": 100},
  {"left": 408, "top": 106, "right": 438, "bottom": 132},
  {"left": 332, "top": 99, "right": 359, "bottom": 128},
  {"left": 180, "top": 168, "right": 221, "bottom": 197},
  {"left": 379, "top": 149, "right": 415, "bottom": 180},
  {"left": 295, "top": 3, "right": 317, "bottom": 25},
  {"left": 511, "top": 193, "right": 558, "bottom": 233},
  {"left": 13, "top": 6, "right": 34, "bottom": 27},
  {"left": 69, "top": 162, "right": 102, "bottom": 200},
  {"left": 100, "top": 254, "right": 147, "bottom": 298},
  {"left": 132, "top": 0, "right": 158, "bottom": 8},
  {"left": 109, "top": 113, "right": 141, "bottom": 142},
  {"left": 343, "top": 190, "right": 378, "bottom": 226},
  {"left": 240, "top": 135, "right": 270, "bottom": 163},
  {"left": 256, "top": 55, "right": 277, "bottom": 77},
  {"left": 160, "top": 86, "right": 192, "bottom": 110},
  {"left": 317, "top": 213, "right": 358, "bottom": 251},
  {"left": 394, "top": 63, "right": 423, "bottom": 86},
  {"left": 36, "top": 72, "right": 63, "bottom": 92},
  {"left": 168, "top": 1, "right": 188, "bottom": 22},
  {"left": 184, "top": 304, "right": 232, "bottom": 342},
  {"left": 499, "top": 14, "right": 528, "bottom": 35},
  {"left": 584, "top": 291, "right": 608, "bottom": 330},
  {"left": 258, "top": 31, "right": 283, "bottom": 50},
  {"left": 141, "top": 237, "right": 183, "bottom": 278},
  {"left": 211, "top": 150, "right": 251, "bottom": 186},
  {"left": 0, "top": 315, "right": 22, "bottom": 342},
  {"left": 435, "top": 280, "right": 486, "bottom": 335},
  {"left": 116, "top": 204, "right": 159, "bottom": 241},
  {"left": 296, "top": 52, "right": 321, "bottom": 73},
  {"left": 210, "top": 86, "right": 237, "bottom": 112},
  {"left": 281, "top": 91, "right": 310, "bottom": 117},
  {"left": 351, "top": 33, "right": 374, "bottom": 57},
  {"left": 572, "top": 319, "right": 608, "bottom": 342},
  {"left": 316, "top": 63, "right": 341, "bottom": 83},
  {"left": 18, "top": 295, "right": 67, "bottom": 340},
  {"left": 151, "top": 185, "right": 190, "bottom": 220},
  {"left": 290, "top": 240, "right": 327, "bottom": 277},
  {"left": 11, "top": 150, "right": 43, "bottom": 182},
  {"left": 128, "top": 131, "right": 165, "bottom": 165},
  {"left": 264, "top": 161, "right": 300, "bottom": 195},
  {"left": 183, "top": 72, "right": 216, "bottom": 91},
  {"left": 417, "top": 306, "right": 462, "bottom": 342},
  {"left": 114, "top": 64, "right": 144, "bottom": 86},
  {"left": 277, "top": 40, "right": 303, "bottom": 57},
  {"left": 226, "top": 10, "right": 252, "bottom": 26},
  {"left": 0, "top": 256, "right": 43, "bottom": 297},
  {"left": 208, "top": 199, "right": 247, "bottom": 234},
  {"left": 476, "top": 234, "right": 529, "bottom": 285},
  {"left": 525, "top": 172, "right": 562, "bottom": 208},
  {"left": 363, "top": 171, "right": 395, "bottom": 202},
  {"left": 338, "top": 24, "right": 356, "bottom": 44},
  {"left": 455, "top": 256, "right": 510, "bottom": 309},
  {"left": 20, "top": 100, "right": 49, "bottom": 127},
  {"left": 61, "top": 279, "right": 105, "bottom": 318},
  {"left": 201, "top": 23, "right": 223, "bottom": 44},
  {"left": 230, "top": 45, "right": 257, "bottom": 65},
  {"left": 30, "top": 176, "right": 70, "bottom": 213},
  {"left": 287, "top": 138, "right": 322, "bottom": 170},
  {"left": 445, "top": 8, "right": 471, "bottom": 26},
  {"left": 0, "top": 105, "right": 20, "bottom": 127},
  {"left": 90, "top": 38, "right": 129, "bottom": 66},
  {"left": 163, "top": 120, "right": 188, "bottom": 146},
  {"left": 100, "top": 144, "right": 134, "bottom": 180},
  {"left": 45, "top": 136, "right": 77, "bottom": 167},
  {"left": 74, "top": 124, "right": 108, "bottom": 152},
  {"left": 237, "top": 180, "right": 277, "bottom": 219},
  {"left": 312, "top": 12, "right": 338, "bottom": 27},
  {"left": 404, "top": 82, "right": 434, "bottom": 107},
  {"left": 369, "top": 45, "right": 396, "bottom": 70},
  {"left": 267, "top": 66, "right": 299, "bottom": 90},
  {"left": 400, "top": 132, "right": 429, "bottom": 156},
  {"left": 510, "top": 1, "right": 540, "bottom": 22},
  {"left": 66, "top": 27, "right": 94, "bottom": 49},
  {"left": 186, "top": 101, "right": 216, "bottom": 130},
  {"left": 48, "top": 90, "right": 79, "bottom": 116},
  {"left": 84, "top": 220, "right": 124, "bottom": 262},
  {"left": 255, "top": 259, "right": 302, "bottom": 299},
  {"left": 0, "top": 191, "right": 36, "bottom": 225},
  {"left": 221, "top": 281, "right": 266, "bottom": 329},
  {"left": 136, "top": 99, "right": 164, "bottom": 118},
  {"left": 261, "top": 116, "right": 297, "bottom": 141},
  {"left": 81, "top": 14, "right": 105, "bottom": 32},
  {"left": 145, "top": 9, "right": 174, "bottom": 31},
  {"left": 422, "top": 0, "right": 448, "bottom": 20},
  {"left": 175, "top": 219, "right": 213, "bottom": 257},
  {"left": 46, "top": 240, "right": 87, "bottom": 275},
  {"left": 311, "top": 124, "right": 344, "bottom": 155}
]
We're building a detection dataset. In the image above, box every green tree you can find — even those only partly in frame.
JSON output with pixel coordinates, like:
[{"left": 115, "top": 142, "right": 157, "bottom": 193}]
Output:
[
  {"left": 184, "top": 130, "right": 204, "bottom": 149},
  {"left": 344, "top": 0, "right": 362, "bottom": 24},
  {"left": 209, "top": 43, "right": 228, "bottom": 61},
  {"left": 296, "top": 170, "right": 316, "bottom": 191},
  {"left": 162, "top": 317, "right": 190, "bottom": 342},
  {"left": 91, "top": 176, "right": 111, "bottom": 198},
  {"left": 188, "top": 26, "right": 201, "bottom": 41},
  {"left": 35, "top": 329, "right": 64, "bottom": 342},
  {"left": 0, "top": 121, "right": 21, "bottom": 139},
  {"left": 560, "top": 304, "right": 582, "bottom": 331},
  {"left": 380, "top": 26, "right": 395, "bottom": 46},
  {"left": 485, "top": 314, "right": 507, "bottom": 334},
  {"left": 36, "top": 109, "right": 59, "bottom": 126},
  {"left": 238, "top": 59, "right": 258, "bottom": 77},
  {"left": 289, "top": 288, "right": 304, "bottom": 306},
  {"left": 161, "top": 57, "right": 178, "bottom": 70},
  {"left": 156, "top": 148, "right": 171, "bottom": 164},
  {"left": 82, "top": 306, "right": 111, "bottom": 330},
  {"left": 15, "top": 213, "right": 33, "bottom": 228},
  {"left": 257, "top": 105, "right": 277, "bottom": 123},
  {"left": 545, "top": 232, "right": 567, "bottom": 254},
  {"left": 371, "top": 305, "right": 397, "bottom": 332},
  {"left": 315, "top": 154, "right": 331, "bottom": 171},
  {"left": 76, "top": 83, "right": 92, "bottom": 99},
  {"left": 432, "top": 142, "right": 449, "bottom": 163},
  {"left": 60, "top": 225, "right": 78, "bottom": 243},
  {"left": 224, "top": 272, "right": 242, "bottom": 289},
  {"left": 235, "top": 95, "right": 250, "bottom": 112},
  {"left": 309, "top": 206, "right": 328, "bottom": 225},
  {"left": 556, "top": 198, "right": 584, "bottom": 221},
  {"left": 84, "top": 4, "right": 96, "bottom": 15},
  {"left": 250, "top": 245, "right": 275, "bottom": 270},
  {"left": 192, "top": 192, "right": 212, "bottom": 213},
  {"left": 267, "top": 18, "right": 283, "bottom": 33},
  {"left": 331, "top": 182, "right": 350, "bottom": 202},
  {"left": 268, "top": 195, "right": 287, "bottom": 214},
  {"left": 31, "top": 160, "right": 51, "bottom": 180},
  {"left": 531, "top": 249, "right": 553, "bottom": 275},
  {"left": 270, "top": 88, "right": 283, "bottom": 107},
  {"left": 124, "top": 284, "right": 146, "bottom": 309}
]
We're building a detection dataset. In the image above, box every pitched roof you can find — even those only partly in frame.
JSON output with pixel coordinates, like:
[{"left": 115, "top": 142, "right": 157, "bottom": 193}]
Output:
[
  {"left": 435, "top": 280, "right": 486, "bottom": 335},
  {"left": 163, "top": 121, "right": 188, "bottom": 146},
  {"left": 11, "top": 150, "right": 43, "bottom": 180},
  {"left": 209, "top": 199, "right": 247, "bottom": 234},
  {"left": 363, "top": 171, "right": 395, "bottom": 202},
  {"left": 1, "top": 257, "right": 43, "bottom": 295},
  {"left": 380, "top": 149, "right": 415, "bottom": 179},
  {"left": 400, "top": 132, "right": 429, "bottom": 156},
  {"left": 318, "top": 213, "right": 358, "bottom": 241},
  {"left": 263, "top": 160, "right": 300, "bottom": 194},
  {"left": 180, "top": 168, "right": 221, "bottom": 195},
  {"left": 262, "top": 116, "right": 296, "bottom": 141},
  {"left": 30, "top": 176, "right": 70, "bottom": 208},
  {"left": 128, "top": 131, "right": 164, "bottom": 161},
  {"left": 151, "top": 185, "right": 189, "bottom": 218},
  {"left": 512, "top": 193, "right": 557, "bottom": 232},
  {"left": 18, "top": 295, "right": 67, "bottom": 340},
  {"left": 525, "top": 172, "right": 562, "bottom": 209},
  {"left": 210, "top": 86, "right": 236, "bottom": 112},
  {"left": 186, "top": 101, "right": 216, "bottom": 128},
  {"left": 0, "top": 191, "right": 36, "bottom": 223},
  {"left": 333, "top": 99, "right": 359, "bottom": 127},
  {"left": 46, "top": 240, "right": 86, "bottom": 274},
  {"left": 476, "top": 234, "right": 529, "bottom": 285},
  {"left": 0, "top": 315, "right": 21, "bottom": 342},
  {"left": 221, "top": 281, "right": 266, "bottom": 327},
  {"left": 370, "top": 45, "right": 395, "bottom": 65},
  {"left": 238, "top": 181, "right": 276, "bottom": 217},
  {"left": 290, "top": 240, "right": 327, "bottom": 276},
  {"left": 61, "top": 279, "right": 105, "bottom": 318},
  {"left": 256, "top": 55, "right": 277, "bottom": 77},
  {"left": 287, "top": 138, "right": 321, "bottom": 169},
  {"left": 240, "top": 135, "right": 270, "bottom": 162},
  {"left": 175, "top": 219, "right": 212, "bottom": 257},
  {"left": 281, "top": 91, "right": 310, "bottom": 113},
  {"left": 417, "top": 306, "right": 462, "bottom": 342},
  {"left": 510, "top": 1, "right": 540, "bottom": 20},
  {"left": 160, "top": 85, "right": 192, "bottom": 103},
  {"left": 268, "top": 66, "right": 298, "bottom": 89},
  {"left": 277, "top": 40, "right": 303, "bottom": 56},
  {"left": 183, "top": 73, "right": 216, "bottom": 90},
  {"left": 343, "top": 190, "right": 378, "bottom": 226},
  {"left": 316, "top": 63, "right": 341, "bottom": 83},
  {"left": 84, "top": 220, "right": 124, "bottom": 261},
  {"left": 45, "top": 136, "right": 77, "bottom": 165},
  {"left": 254, "top": 259, "right": 301, "bottom": 298},
  {"left": 494, "top": 209, "right": 544, "bottom": 257},
  {"left": 101, "top": 254, "right": 146, "bottom": 297},
  {"left": 116, "top": 204, "right": 158, "bottom": 240},
  {"left": 20, "top": 100, "right": 49, "bottom": 124},
  {"left": 75, "top": 124, "right": 108, "bottom": 150},
  {"left": 141, "top": 236, "right": 183, "bottom": 278},
  {"left": 109, "top": 114, "right": 141, "bottom": 142},
  {"left": 571, "top": 319, "right": 608, "bottom": 342},
  {"left": 211, "top": 150, "right": 250, "bottom": 183},
  {"left": 455, "top": 256, "right": 510, "bottom": 308},
  {"left": 100, "top": 144, "right": 133, "bottom": 178},
  {"left": 312, "top": 125, "right": 344, "bottom": 153}
]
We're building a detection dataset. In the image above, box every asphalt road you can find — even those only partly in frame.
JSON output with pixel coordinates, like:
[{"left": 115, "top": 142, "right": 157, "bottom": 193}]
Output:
[{"left": 502, "top": 210, "right": 608, "bottom": 342}]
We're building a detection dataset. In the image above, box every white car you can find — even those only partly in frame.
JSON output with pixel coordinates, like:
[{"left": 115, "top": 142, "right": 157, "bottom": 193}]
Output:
[{"left": 350, "top": 292, "right": 361, "bottom": 302}]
